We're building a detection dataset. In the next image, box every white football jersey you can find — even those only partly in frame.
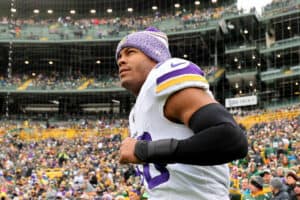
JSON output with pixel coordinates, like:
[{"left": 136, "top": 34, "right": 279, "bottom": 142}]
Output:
[{"left": 129, "top": 58, "right": 230, "bottom": 200}]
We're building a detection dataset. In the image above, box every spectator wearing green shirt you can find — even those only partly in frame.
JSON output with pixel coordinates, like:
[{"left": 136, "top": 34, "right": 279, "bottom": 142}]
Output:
[{"left": 242, "top": 176, "right": 272, "bottom": 200}]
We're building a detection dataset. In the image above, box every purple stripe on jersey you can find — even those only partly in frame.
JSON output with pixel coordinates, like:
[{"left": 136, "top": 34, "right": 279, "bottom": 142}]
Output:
[
  {"left": 144, "top": 164, "right": 170, "bottom": 189},
  {"left": 137, "top": 132, "right": 170, "bottom": 189},
  {"left": 156, "top": 63, "right": 205, "bottom": 85}
]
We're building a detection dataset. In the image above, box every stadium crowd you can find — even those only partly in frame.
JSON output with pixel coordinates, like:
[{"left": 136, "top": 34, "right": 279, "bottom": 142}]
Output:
[
  {"left": 0, "top": 3, "right": 239, "bottom": 40},
  {"left": 0, "top": 67, "right": 219, "bottom": 91},
  {"left": 0, "top": 0, "right": 298, "bottom": 41},
  {"left": 0, "top": 104, "right": 298, "bottom": 199},
  {"left": 0, "top": 71, "right": 120, "bottom": 90},
  {"left": 262, "top": 0, "right": 300, "bottom": 16},
  {"left": 229, "top": 104, "right": 300, "bottom": 200}
]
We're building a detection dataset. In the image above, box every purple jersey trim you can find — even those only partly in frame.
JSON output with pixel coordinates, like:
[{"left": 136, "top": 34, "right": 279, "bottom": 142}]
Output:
[{"left": 156, "top": 63, "right": 205, "bottom": 85}]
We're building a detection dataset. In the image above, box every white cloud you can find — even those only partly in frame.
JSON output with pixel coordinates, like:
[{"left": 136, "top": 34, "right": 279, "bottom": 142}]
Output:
[{"left": 237, "top": 0, "right": 272, "bottom": 14}]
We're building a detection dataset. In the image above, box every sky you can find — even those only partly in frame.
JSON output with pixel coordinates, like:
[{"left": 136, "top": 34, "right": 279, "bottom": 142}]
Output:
[{"left": 237, "top": 0, "right": 273, "bottom": 15}]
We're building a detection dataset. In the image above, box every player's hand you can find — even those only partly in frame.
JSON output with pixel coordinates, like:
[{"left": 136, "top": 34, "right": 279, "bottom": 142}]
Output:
[{"left": 119, "top": 137, "right": 143, "bottom": 164}]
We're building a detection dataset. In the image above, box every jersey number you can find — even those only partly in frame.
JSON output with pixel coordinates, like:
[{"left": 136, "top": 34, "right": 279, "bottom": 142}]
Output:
[{"left": 137, "top": 132, "right": 170, "bottom": 189}]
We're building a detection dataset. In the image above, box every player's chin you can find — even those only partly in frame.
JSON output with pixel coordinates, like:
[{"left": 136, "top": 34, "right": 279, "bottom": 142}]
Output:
[{"left": 120, "top": 79, "right": 131, "bottom": 89}]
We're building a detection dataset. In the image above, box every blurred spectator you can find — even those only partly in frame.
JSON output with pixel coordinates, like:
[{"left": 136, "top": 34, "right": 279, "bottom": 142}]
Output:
[{"left": 269, "top": 177, "right": 289, "bottom": 200}]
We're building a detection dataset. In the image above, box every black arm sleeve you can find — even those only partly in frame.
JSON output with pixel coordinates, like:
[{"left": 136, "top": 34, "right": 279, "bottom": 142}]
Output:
[{"left": 134, "top": 103, "right": 248, "bottom": 165}]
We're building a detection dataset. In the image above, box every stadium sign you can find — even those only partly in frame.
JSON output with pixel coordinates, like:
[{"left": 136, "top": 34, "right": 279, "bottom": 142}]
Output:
[{"left": 225, "top": 95, "right": 257, "bottom": 108}]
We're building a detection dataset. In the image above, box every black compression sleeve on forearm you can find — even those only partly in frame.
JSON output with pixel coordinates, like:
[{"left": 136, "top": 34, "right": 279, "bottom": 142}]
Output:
[
  {"left": 174, "top": 123, "right": 248, "bottom": 165},
  {"left": 134, "top": 103, "right": 248, "bottom": 165}
]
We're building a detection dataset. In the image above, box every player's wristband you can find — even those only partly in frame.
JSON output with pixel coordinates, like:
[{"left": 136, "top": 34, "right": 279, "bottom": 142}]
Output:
[
  {"left": 134, "top": 139, "right": 179, "bottom": 163},
  {"left": 134, "top": 140, "right": 148, "bottom": 162}
]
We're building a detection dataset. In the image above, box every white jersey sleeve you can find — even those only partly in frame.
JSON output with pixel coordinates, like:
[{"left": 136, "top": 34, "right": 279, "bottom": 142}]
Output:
[{"left": 154, "top": 58, "right": 211, "bottom": 97}]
